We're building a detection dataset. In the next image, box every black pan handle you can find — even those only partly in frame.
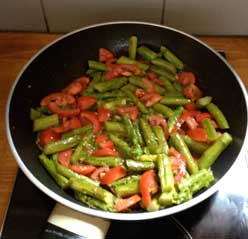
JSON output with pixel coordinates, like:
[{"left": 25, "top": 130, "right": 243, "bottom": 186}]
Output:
[{"left": 39, "top": 203, "right": 110, "bottom": 239}]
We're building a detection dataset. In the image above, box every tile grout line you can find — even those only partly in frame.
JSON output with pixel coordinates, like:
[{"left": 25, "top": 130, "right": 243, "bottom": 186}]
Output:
[{"left": 40, "top": 0, "right": 50, "bottom": 33}]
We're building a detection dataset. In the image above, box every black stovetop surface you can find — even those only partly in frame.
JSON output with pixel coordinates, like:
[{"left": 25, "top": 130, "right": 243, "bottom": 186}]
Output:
[{"left": 1, "top": 155, "right": 248, "bottom": 239}]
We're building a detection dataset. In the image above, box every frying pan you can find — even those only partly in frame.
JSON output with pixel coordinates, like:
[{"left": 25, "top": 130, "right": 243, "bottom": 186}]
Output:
[{"left": 6, "top": 21, "right": 248, "bottom": 238}]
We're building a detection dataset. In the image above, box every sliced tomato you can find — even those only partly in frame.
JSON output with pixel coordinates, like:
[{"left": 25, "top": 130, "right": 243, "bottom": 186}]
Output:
[
  {"left": 147, "top": 71, "right": 164, "bottom": 86},
  {"left": 170, "top": 156, "right": 186, "bottom": 184},
  {"left": 169, "top": 147, "right": 186, "bottom": 184},
  {"left": 58, "top": 149, "right": 73, "bottom": 167},
  {"left": 90, "top": 166, "right": 110, "bottom": 181},
  {"left": 187, "top": 127, "right": 208, "bottom": 142},
  {"left": 115, "top": 194, "right": 141, "bottom": 212},
  {"left": 185, "top": 116, "right": 198, "bottom": 130},
  {"left": 178, "top": 71, "right": 196, "bottom": 85},
  {"left": 142, "top": 78, "right": 155, "bottom": 92},
  {"left": 148, "top": 115, "right": 168, "bottom": 138},
  {"left": 135, "top": 88, "right": 146, "bottom": 98},
  {"left": 76, "top": 77, "right": 90, "bottom": 93},
  {"left": 140, "top": 92, "right": 162, "bottom": 107},
  {"left": 39, "top": 128, "right": 61, "bottom": 147},
  {"left": 195, "top": 112, "right": 213, "bottom": 123},
  {"left": 80, "top": 111, "right": 102, "bottom": 133},
  {"left": 183, "top": 83, "right": 203, "bottom": 100},
  {"left": 92, "top": 148, "right": 119, "bottom": 157},
  {"left": 63, "top": 81, "right": 83, "bottom": 95},
  {"left": 77, "top": 96, "right": 97, "bottom": 111},
  {"left": 40, "top": 92, "right": 76, "bottom": 106},
  {"left": 48, "top": 102, "right": 80, "bottom": 117},
  {"left": 140, "top": 170, "right": 158, "bottom": 206},
  {"left": 99, "top": 48, "right": 115, "bottom": 62},
  {"left": 70, "top": 163, "right": 96, "bottom": 175},
  {"left": 95, "top": 134, "right": 114, "bottom": 149},
  {"left": 105, "top": 64, "right": 141, "bottom": 80},
  {"left": 116, "top": 106, "right": 139, "bottom": 121},
  {"left": 53, "top": 117, "right": 81, "bottom": 133},
  {"left": 100, "top": 166, "right": 127, "bottom": 185},
  {"left": 98, "top": 107, "right": 111, "bottom": 122},
  {"left": 184, "top": 102, "right": 197, "bottom": 111}
]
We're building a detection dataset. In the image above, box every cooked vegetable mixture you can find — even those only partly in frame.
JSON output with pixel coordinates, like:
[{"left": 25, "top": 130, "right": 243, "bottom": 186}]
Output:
[{"left": 31, "top": 36, "right": 232, "bottom": 212}]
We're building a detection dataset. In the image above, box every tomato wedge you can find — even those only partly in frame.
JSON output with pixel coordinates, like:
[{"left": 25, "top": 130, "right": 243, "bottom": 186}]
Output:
[
  {"left": 169, "top": 147, "right": 186, "bottom": 184},
  {"left": 183, "top": 83, "right": 203, "bottom": 100},
  {"left": 115, "top": 194, "right": 141, "bottom": 212},
  {"left": 39, "top": 128, "right": 61, "bottom": 147},
  {"left": 70, "top": 163, "right": 96, "bottom": 175},
  {"left": 99, "top": 48, "right": 115, "bottom": 63},
  {"left": 142, "top": 78, "right": 155, "bottom": 92},
  {"left": 187, "top": 127, "right": 208, "bottom": 142},
  {"left": 184, "top": 102, "right": 197, "bottom": 111},
  {"left": 140, "top": 170, "right": 158, "bottom": 206},
  {"left": 40, "top": 92, "right": 76, "bottom": 106},
  {"left": 58, "top": 149, "right": 73, "bottom": 167},
  {"left": 100, "top": 166, "right": 127, "bottom": 185},
  {"left": 97, "top": 107, "right": 111, "bottom": 122},
  {"left": 147, "top": 71, "right": 164, "bottom": 86},
  {"left": 77, "top": 96, "right": 97, "bottom": 111},
  {"left": 116, "top": 106, "right": 139, "bottom": 121},
  {"left": 48, "top": 102, "right": 80, "bottom": 117},
  {"left": 148, "top": 115, "right": 168, "bottom": 138},
  {"left": 90, "top": 166, "right": 110, "bottom": 181},
  {"left": 139, "top": 92, "right": 162, "bottom": 107},
  {"left": 95, "top": 134, "right": 114, "bottom": 149},
  {"left": 80, "top": 111, "right": 102, "bottom": 133},
  {"left": 178, "top": 71, "right": 196, "bottom": 85},
  {"left": 53, "top": 117, "right": 81, "bottom": 133},
  {"left": 92, "top": 148, "right": 119, "bottom": 157}
]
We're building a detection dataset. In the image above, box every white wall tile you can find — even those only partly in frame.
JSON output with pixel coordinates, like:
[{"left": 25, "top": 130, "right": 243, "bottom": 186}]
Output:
[
  {"left": 43, "top": 0, "right": 164, "bottom": 33},
  {"left": 163, "top": 0, "right": 248, "bottom": 35},
  {"left": 0, "top": 0, "right": 47, "bottom": 32}
]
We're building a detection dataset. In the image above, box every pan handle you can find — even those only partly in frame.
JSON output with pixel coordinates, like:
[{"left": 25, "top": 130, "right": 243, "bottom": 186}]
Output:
[{"left": 39, "top": 203, "right": 111, "bottom": 239}]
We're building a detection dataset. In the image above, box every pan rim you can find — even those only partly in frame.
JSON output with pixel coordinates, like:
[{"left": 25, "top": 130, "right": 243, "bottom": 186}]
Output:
[{"left": 5, "top": 21, "right": 248, "bottom": 220}]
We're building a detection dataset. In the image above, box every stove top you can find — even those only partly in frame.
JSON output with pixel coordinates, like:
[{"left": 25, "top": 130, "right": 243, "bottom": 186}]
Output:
[
  {"left": 1, "top": 156, "right": 248, "bottom": 239},
  {"left": 2, "top": 52, "right": 248, "bottom": 239}
]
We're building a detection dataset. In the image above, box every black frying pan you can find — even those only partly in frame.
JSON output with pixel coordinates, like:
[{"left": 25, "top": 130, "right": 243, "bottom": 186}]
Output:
[{"left": 6, "top": 22, "right": 248, "bottom": 226}]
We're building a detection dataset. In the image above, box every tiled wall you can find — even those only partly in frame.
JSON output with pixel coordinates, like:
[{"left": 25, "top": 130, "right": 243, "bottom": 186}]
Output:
[{"left": 1, "top": 0, "right": 248, "bottom": 35}]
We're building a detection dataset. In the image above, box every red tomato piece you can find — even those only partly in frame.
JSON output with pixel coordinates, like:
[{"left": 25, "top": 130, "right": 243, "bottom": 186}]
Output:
[
  {"left": 183, "top": 83, "right": 203, "bottom": 100},
  {"left": 170, "top": 156, "right": 186, "bottom": 184},
  {"left": 92, "top": 148, "right": 119, "bottom": 157},
  {"left": 76, "top": 77, "right": 90, "bottom": 93},
  {"left": 70, "top": 163, "right": 96, "bottom": 175},
  {"left": 184, "top": 102, "right": 198, "bottom": 111},
  {"left": 115, "top": 194, "right": 141, "bottom": 212},
  {"left": 105, "top": 64, "right": 141, "bottom": 80},
  {"left": 40, "top": 92, "right": 76, "bottom": 106},
  {"left": 148, "top": 115, "right": 168, "bottom": 138},
  {"left": 140, "top": 92, "right": 162, "bottom": 107},
  {"left": 116, "top": 106, "right": 139, "bottom": 121},
  {"left": 53, "top": 117, "right": 81, "bottom": 133},
  {"left": 185, "top": 116, "right": 198, "bottom": 130},
  {"left": 140, "top": 170, "right": 158, "bottom": 206},
  {"left": 195, "top": 112, "right": 213, "bottom": 123},
  {"left": 99, "top": 48, "right": 115, "bottom": 63},
  {"left": 147, "top": 71, "right": 164, "bottom": 86},
  {"left": 58, "top": 149, "right": 73, "bottom": 167},
  {"left": 63, "top": 81, "right": 83, "bottom": 95},
  {"left": 135, "top": 88, "right": 146, "bottom": 98},
  {"left": 97, "top": 107, "right": 111, "bottom": 122},
  {"left": 96, "top": 134, "right": 115, "bottom": 149},
  {"left": 77, "top": 96, "right": 97, "bottom": 111},
  {"left": 187, "top": 127, "right": 208, "bottom": 142},
  {"left": 142, "top": 78, "right": 155, "bottom": 92},
  {"left": 90, "top": 166, "right": 110, "bottom": 181},
  {"left": 100, "top": 166, "right": 127, "bottom": 185},
  {"left": 80, "top": 111, "right": 102, "bottom": 133},
  {"left": 39, "top": 128, "right": 61, "bottom": 147},
  {"left": 48, "top": 102, "right": 80, "bottom": 117},
  {"left": 178, "top": 71, "right": 196, "bottom": 86}
]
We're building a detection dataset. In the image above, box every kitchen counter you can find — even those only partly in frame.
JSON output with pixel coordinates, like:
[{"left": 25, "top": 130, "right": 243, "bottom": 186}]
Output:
[{"left": 0, "top": 32, "right": 248, "bottom": 229}]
